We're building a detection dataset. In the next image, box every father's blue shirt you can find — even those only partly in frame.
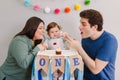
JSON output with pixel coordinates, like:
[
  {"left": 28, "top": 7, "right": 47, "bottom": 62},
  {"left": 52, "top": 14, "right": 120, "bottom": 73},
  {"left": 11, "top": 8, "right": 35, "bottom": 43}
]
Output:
[{"left": 82, "top": 31, "right": 118, "bottom": 80}]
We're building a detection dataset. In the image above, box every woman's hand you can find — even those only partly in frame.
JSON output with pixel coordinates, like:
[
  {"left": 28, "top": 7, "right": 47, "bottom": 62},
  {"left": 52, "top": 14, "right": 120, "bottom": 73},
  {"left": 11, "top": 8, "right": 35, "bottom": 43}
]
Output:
[
  {"left": 37, "top": 42, "right": 48, "bottom": 51},
  {"left": 37, "top": 44, "right": 45, "bottom": 51},
  {"left": 42, "top": 42, "right": 48, "bottom": 50}
]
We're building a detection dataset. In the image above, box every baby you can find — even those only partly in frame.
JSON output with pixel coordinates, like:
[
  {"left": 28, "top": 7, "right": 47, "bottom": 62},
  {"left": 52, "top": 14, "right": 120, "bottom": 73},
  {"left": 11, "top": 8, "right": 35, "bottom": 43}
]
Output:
[
  {"left": 45, "top": 22, "right": 68, "bottom": 50},
  {"left": 45, "top": 22, "right": 68, "bottom": 80}
]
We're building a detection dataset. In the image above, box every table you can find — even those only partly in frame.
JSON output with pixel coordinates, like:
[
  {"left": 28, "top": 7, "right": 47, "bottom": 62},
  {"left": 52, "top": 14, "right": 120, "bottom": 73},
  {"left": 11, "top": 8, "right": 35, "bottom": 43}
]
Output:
[{"left": 31, "top": 50, "right": 83, "bottom": 80}]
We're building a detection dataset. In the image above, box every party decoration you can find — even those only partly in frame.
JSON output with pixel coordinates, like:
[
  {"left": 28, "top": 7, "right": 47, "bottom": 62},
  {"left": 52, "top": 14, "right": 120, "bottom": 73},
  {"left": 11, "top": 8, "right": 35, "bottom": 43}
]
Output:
[
  {"left": 69, "top": 54, "right": 83, "bottom": 74},
  {"left": 74, "top": 3, "right": 81, "bottom": 10},
  {"left": 32, "top": 50, "right": 84, "bottom": 80},
  {"left": 51, "top": 56, "right": 65, "bottom": 73},
  {"left": 22, "top": 0, "right": 92, "bottom": 15},
  {"left": 36, "top": 55, "right": 49, "bottom": 73},
  {"left": 54, "top": 8, "right": 60, "bottom": 14},
  {"left": 64, "top": 7, "right": 71, "bottom": 13},
  {"left": 24, "top": 0, "right": 31, "bottom": 6},
  {"left": 44, "top": 7, "right": 51, "bottom": 13},
  {"left": 84, "top": 0, "right": 91, "bottom": 5},
  {"left": 33, "top": 4, "right": 40, "bottom": 11}
]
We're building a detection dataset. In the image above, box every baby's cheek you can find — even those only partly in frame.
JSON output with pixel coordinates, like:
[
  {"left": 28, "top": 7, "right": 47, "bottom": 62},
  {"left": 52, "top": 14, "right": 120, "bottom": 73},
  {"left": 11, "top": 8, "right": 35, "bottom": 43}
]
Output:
[{"left": 50, "top": 34, "right": 54, "bottom": 38}]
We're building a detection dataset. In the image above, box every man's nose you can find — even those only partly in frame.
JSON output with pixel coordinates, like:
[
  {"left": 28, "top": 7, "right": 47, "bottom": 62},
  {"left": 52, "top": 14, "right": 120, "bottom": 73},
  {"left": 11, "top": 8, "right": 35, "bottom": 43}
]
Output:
[{"left": 79, "top": 25, "right": 81, "bottom": 29}]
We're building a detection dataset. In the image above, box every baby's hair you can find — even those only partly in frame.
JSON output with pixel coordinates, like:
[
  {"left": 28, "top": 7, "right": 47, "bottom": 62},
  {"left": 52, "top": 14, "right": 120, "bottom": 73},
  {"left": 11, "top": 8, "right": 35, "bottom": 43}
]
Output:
[{"left": 46, "top": 22, "right": 61, "bottom": 32}]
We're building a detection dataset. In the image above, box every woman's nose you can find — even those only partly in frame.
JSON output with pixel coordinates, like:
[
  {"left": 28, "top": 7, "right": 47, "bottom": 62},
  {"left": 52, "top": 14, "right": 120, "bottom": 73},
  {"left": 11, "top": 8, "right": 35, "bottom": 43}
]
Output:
[{"left": 42, "top": 29, "right": 45, "bottom": 33}]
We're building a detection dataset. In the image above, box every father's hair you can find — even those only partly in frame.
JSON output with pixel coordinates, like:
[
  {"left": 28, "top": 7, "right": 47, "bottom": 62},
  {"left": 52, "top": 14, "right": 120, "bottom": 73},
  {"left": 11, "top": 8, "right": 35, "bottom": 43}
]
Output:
[{"left": 80, "top": 9, "right": 103, "bottom": 31}]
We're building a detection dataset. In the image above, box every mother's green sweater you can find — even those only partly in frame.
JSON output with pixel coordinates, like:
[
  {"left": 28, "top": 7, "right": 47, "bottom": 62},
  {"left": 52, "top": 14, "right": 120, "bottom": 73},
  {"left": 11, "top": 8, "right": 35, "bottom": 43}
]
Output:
[{"left": 0, "top": 35, "right": 40, "bottom": 80}]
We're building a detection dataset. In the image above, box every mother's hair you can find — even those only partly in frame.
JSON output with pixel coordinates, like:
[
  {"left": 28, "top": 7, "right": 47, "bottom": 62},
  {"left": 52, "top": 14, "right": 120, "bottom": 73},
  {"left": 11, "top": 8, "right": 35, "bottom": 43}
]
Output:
[{"left": 15, "top": 16, "right": 44, "bottom": 39}]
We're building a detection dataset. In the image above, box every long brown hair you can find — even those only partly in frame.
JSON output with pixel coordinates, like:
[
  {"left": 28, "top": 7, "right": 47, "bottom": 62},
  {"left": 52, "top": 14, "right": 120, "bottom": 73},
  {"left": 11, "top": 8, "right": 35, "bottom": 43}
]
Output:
[{"left": 15, "top": 16, "right": 44, "bottom": 39}]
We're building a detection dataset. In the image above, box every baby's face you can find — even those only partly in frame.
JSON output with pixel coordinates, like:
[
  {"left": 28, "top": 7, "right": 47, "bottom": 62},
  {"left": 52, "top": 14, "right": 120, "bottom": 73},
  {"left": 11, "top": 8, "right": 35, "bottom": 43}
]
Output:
[{"left": 48, "top": 26, "right": 61, "bottom": 38}]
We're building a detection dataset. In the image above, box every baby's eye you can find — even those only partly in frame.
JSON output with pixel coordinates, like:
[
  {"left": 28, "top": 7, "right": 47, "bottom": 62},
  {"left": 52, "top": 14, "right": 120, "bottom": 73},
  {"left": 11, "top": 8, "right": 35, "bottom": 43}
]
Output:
[
  {"left": 56, "top": 31, "right": 58, "bottom": 32},
  {"left": 51, "top": 32, "right": 54, "bottom": 33}
]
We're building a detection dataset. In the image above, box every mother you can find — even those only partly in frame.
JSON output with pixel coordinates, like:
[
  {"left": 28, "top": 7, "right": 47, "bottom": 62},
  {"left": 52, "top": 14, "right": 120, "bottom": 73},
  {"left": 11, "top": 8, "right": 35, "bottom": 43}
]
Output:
[{"left": 0, "top": 16, "right": 47, "bottom": 80}]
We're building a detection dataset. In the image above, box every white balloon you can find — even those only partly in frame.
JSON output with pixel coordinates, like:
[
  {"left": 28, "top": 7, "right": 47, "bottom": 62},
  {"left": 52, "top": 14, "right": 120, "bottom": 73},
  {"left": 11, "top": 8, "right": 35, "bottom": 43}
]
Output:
[{"left": 44, "top": 7, "right": 51, "bottom": 13}]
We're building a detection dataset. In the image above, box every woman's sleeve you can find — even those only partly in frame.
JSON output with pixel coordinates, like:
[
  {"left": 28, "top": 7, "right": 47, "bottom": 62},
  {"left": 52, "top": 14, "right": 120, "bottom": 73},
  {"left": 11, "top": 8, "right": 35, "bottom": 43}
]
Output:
[{"left": 10, "top": 37, "right": 40, "bottom": 69}]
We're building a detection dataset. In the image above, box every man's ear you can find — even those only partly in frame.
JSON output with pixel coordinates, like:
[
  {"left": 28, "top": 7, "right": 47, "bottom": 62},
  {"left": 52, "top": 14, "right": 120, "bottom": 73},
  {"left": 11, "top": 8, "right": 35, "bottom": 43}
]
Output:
[{"left": 92, "top": 25, "right": 98, "bottom": 31}]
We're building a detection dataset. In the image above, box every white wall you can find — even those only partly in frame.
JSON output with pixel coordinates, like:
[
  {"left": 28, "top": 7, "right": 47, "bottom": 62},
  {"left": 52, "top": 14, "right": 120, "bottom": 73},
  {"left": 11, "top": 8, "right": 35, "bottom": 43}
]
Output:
[{"left": 0, "top": 0, "right": 120, "bottom": 79}]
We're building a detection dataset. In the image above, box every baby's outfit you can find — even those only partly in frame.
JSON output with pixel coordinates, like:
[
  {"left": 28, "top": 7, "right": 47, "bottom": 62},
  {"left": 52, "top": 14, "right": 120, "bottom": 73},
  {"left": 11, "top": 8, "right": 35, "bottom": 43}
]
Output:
[{"left": 45, "top": 37, "right": 68, "bottom": 80}]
